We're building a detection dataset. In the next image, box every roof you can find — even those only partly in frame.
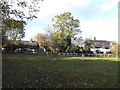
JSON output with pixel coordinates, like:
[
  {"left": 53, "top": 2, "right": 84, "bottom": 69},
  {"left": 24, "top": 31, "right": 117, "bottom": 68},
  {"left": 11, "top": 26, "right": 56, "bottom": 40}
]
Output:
[
  {"left": 21, "top": 41, "right": 38, "bottom": 46},
  {"left": 19, "top": 41, "right": 39, "bottom": 49},
  {"left": 93, "top": 40, "right": 111, "bottom": 48}
]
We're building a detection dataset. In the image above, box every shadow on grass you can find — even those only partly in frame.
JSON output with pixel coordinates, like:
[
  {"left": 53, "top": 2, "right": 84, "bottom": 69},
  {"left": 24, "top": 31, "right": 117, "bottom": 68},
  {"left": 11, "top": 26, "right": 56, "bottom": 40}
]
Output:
[{"left": 2, "top": 53, "right": 119, "bottom": 88}]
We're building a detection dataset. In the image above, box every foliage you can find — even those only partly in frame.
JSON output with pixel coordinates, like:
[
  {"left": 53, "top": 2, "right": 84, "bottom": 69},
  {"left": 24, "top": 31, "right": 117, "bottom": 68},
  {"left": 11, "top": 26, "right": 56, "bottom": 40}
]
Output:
[
  {"left": 1, "top": 0, "right": 43, "bottom": 50},
  {"left": 34, "top": 33, "right": 48, "bottom": 48},
  {"left": 0, "top": 0, "right": 43, "bottom": 20},
  {"left": 2, "top": 19, "right": 26, "bottom": 47},
  {"left": 110, "top": 41, "right": 118, "bottom": 54},
  {"left": 84, "top": 38, "right": 94, "bottom": 51},
  {"left": 48, "top": 12, "right": 82, "bottom": 53},
  {"left": 67, "top": 45, "right": 78, "bottom": 53},
  {"left": 2, "top": 19, "right": 26, "bottom": 52}
]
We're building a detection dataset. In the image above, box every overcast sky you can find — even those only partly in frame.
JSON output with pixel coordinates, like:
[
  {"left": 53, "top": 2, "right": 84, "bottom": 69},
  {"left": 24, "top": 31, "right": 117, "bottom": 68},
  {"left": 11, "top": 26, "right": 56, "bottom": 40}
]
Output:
[{"left": 21, "top": 0, "right": 118, "bottom": 43}]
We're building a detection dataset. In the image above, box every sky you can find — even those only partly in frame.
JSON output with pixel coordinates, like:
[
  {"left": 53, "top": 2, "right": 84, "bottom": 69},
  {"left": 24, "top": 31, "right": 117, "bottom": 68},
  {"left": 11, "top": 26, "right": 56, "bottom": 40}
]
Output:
[{"left": 20, "top": 0, "right": 118, "bottom": 43}]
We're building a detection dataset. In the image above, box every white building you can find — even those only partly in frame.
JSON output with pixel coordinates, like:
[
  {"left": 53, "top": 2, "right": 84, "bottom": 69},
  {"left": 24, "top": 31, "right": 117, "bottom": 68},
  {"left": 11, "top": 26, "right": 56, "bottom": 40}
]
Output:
[{"left": 90, "top": 37, "right": 112, "bottom": 54}]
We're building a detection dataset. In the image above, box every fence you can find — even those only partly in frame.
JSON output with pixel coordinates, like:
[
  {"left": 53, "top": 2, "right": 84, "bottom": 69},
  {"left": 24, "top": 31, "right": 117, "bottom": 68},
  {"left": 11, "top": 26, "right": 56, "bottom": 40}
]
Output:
[{"left": 45, "top": 52, "right": 118, "bottom": 58}]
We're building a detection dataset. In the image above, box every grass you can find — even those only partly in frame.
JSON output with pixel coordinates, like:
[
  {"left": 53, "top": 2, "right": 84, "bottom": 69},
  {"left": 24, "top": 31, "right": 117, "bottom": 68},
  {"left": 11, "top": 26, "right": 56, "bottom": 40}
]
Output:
[{"left": 2, "top": 53, "right": 119, "bottom": 88}]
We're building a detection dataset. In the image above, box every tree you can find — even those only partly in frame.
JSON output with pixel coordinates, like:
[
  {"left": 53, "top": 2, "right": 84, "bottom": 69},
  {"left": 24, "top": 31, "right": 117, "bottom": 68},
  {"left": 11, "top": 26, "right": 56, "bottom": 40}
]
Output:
[
  {"left": 0, "top": 0, "right": 43, "bottom": 20},
  {"left": 34, "top": 33, "right": 48, "bottom": 48},
  {"left": 1, "top": 0, "right": 43, "bottom": 49},
  {"left": 2, "top": 19, "right": 26, "bottom": 49},
  {"left": 68, "top": 44, "right": 78, "bottom": 53},
  {"left": 48, "top": 12, "right": 82, "bottom": 53},
  {"left": 3, "top": 19, "right": 26, "bottom": 44},
  {"left": 84, "top": 38, "right": 94, "bottom": 52},
  {"left": 2, "top": 19, "right": 26, "bottom": 51},
  {"left": 110, "top": 41, "right": 118, "bottom": 54}
]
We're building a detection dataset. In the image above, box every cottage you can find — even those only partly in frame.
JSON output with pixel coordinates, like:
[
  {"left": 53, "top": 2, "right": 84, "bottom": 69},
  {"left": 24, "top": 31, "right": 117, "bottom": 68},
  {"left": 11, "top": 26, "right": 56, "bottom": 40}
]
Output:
[
  {"left": 16, "top": 38, "right": 39, "bottom": 53},
  {"left": 90, "top": 37, "right": 112, "bottom": 54}
]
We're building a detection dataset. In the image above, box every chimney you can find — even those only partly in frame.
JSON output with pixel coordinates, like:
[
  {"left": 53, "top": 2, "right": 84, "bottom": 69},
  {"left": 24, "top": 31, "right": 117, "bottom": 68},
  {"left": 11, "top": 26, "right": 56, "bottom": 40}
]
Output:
[
  {"left": 30, "top": 38, "right": 33, "bottom": 43},
  {"left": 94, "top": 37, "right": 96, "bottom": 40}
]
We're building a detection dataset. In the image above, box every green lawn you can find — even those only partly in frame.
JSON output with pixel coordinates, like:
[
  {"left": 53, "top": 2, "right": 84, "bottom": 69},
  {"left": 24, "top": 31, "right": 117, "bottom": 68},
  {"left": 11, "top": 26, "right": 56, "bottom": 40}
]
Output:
[{"left": 2, "top": 53, "right": 119, "bottom": 88}]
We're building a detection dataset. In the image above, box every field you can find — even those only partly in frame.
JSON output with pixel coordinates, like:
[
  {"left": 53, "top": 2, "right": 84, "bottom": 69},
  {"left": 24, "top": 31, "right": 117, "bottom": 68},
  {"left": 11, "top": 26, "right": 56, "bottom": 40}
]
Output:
[{"left": 2, "top": 53, "right": 119, "bottom": 88}]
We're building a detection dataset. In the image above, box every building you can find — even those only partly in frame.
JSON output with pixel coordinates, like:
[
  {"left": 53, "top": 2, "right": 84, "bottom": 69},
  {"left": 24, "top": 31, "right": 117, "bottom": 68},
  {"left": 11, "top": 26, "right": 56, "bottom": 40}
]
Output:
[
  {"left": 16, "top": 38, "right": 39, "bottom": 53},
  {"left": 90, "top": 37, "right": 112, "bottom": 54}
]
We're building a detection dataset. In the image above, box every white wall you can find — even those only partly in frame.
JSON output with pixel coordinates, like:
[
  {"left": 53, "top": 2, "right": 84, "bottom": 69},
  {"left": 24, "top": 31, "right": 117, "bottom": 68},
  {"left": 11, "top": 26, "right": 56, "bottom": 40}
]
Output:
[{"left": 90, "top": 48, "right": 110, "bottom": 54}]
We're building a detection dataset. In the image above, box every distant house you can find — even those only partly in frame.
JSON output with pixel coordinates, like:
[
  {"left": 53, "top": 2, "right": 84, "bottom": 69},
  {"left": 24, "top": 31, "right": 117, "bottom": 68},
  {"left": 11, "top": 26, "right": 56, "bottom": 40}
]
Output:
[
  {"left": 16, "top": 38, "right": 39, "bottom": 53},
  {"left": 90, "top": 37, "right": 112, "bottom": 54}
]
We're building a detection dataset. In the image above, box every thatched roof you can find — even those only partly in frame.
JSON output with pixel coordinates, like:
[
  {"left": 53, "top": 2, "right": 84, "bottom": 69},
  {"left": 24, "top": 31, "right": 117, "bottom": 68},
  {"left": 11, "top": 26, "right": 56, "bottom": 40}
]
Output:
[
  {"left": 93, "top": 40, "right": 111, "bottom": 48},
  {"left": 19, "top": 41, "right": 39, "bottom": 49}
]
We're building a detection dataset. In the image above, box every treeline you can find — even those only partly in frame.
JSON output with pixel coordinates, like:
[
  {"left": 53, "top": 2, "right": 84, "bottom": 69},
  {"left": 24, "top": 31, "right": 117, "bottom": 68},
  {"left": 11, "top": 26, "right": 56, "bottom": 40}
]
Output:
[
  {"left": 1, "top": 0, "right": 42, "bottom": 52},
  {"left": 34, "top": 12, "right": 119, "bottom": 54},
  {"left": 2, "top": 12, "right": 119, "bottom": 54}
]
